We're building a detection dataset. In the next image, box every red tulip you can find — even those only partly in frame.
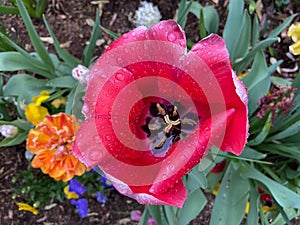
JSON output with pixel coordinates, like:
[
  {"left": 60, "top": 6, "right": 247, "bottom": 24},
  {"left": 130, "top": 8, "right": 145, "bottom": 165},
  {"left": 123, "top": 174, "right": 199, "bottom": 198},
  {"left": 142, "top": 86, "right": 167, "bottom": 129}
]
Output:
[
  {"left": 211, "top": 160, "right": 226, "bottom": 173},
  {"left": 73, "top": 20, "right": 248, "bottom": 208}
]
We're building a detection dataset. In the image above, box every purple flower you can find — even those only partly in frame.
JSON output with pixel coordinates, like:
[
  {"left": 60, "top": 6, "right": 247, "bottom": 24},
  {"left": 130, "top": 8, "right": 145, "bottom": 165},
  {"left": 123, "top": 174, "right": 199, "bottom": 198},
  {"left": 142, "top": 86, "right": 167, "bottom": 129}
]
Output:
[
  {"left": 100, "top": 175, "right": 114, "bottom": 189},
  {"left": 96, "top": 192, "right": 108, "bottom": 204},
  {"left": 131, "top": 210, "right": 156, "bottom": 225},
  {"left": 69, "top": 179, "right": 86, "bottom": 197},
  {"left": 71, "top": 198, "right": 88, "bottom": 218}
]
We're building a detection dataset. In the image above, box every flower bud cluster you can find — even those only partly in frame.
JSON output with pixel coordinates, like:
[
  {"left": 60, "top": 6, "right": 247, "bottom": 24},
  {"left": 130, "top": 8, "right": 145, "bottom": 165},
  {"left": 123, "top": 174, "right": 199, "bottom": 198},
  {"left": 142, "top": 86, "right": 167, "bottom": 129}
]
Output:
[{"left": 257, "top": 86, "right": 297, "bottom": 122}]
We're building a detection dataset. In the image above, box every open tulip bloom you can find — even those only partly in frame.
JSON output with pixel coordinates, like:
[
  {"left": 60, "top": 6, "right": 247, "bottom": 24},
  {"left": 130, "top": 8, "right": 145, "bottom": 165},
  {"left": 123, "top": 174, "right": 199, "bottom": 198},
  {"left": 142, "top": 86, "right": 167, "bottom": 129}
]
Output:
[{"left": 73, "top": 20, "right": 249, "bottom": 208}]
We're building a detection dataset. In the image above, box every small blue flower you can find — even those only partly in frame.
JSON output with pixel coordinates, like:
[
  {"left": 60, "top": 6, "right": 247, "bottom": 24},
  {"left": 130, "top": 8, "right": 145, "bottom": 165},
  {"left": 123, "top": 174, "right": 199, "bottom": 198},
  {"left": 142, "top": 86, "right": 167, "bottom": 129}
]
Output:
[
  {"left": 96, "top": 192, "right": 108, "bottom": 204},
  {"left": 69, "top": 179, "right": 86, "bottom": 197},
  {"left": 71, "top": 198, "right": 88, "bottom": 218},
  {"left": 100, "top": 175, "right": 114, "bottom": 189}
]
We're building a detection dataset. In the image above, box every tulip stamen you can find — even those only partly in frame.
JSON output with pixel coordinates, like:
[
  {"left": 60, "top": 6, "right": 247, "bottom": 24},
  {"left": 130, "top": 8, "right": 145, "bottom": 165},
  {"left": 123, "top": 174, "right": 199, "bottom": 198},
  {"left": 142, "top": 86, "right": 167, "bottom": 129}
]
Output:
[
  {"left": 154, "top": 105, "right": 181, "bottom": 149},
  {"left": 156, "top": 103, "right": 166, "bottom": 116}
]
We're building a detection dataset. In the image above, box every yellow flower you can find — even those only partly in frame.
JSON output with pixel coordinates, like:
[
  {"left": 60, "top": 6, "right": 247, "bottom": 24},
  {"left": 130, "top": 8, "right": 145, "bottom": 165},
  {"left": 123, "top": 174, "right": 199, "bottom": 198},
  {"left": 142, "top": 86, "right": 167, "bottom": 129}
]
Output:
[
  {"left": 16, "top": 202, "right": 38, "bottom": 215},
  {"left": 289, "top": 41, "right": 300, "bottom": 56},
  {"left": 25, "top": 91, "right": 50, "bottom": 125},
  {"left": 212, "top": 183, "right": 220, "bottom": 196},
  {"left": 288, "top": 23, "right": 300, "bottom": 42},
  {"left": 287, "top": 23, "right": 300, "bottom": 55},
  {"left": 25, "top": 104, "right": 50, "bottom": 125},
  {"left": 64, "top": 185, "right": 79, "bottom": 199},
  {"left": 238, "top": 71, "right": 248, "bottom": 79},
  {"left": 262, "top": 205, "right": 276, "bottom": 213},
  {"left": 51, "top": 97, "right": 67, "bottom": 109},
  {"left": 32, "top": 90, "right": 50, "bottom": 105}
]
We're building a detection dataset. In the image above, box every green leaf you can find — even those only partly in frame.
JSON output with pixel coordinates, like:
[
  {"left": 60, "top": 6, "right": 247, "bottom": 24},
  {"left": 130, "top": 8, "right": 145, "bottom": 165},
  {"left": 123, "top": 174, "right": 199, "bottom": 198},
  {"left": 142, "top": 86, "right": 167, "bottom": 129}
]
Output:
[
  {"left": 233, "top": 38, "right": 278, "bottom": 73},
  {"left": 70, "top": 83, "right": 85, "bottom": 120},
  {"left": 35, "top": 0, "right": 47, "bottom": 18},
  {"left": 43, "top": 16, "right": 81, "bottom": 67},
  {"left": 164, "top": 206, "right": 179, "bottom": 225},
  {"left": 0, "top": 33, "right": 54, "bottom": 78},
  {"left": 178, "top": 188, "right": 207, "bottom": 225},
  {"left": 268, "top": 60, "right": 283, "bottom": 77},
  {"left": 65, "top": 84, "right": 77, "bottom": 114},
  {"left": 251, "top": 15, "right": 259, "bottom": 47},
  {"left": 241, "top": 163, "right": 300, "bottom": 209},
  {"left": 246, "top": 183, "right": 259, "bottom": 225},
  {"left": 199, "top": 8, "right": 207, "bottom": 39},
  {"left": 84, "top": 11, "right": 101, "bottom": 66},
  {"left": 210, "top": 163, "right": 250, "bottom": 225},
  {"left": 272, "top": 208, "right": 300, "bottom": 225},
  {"left": 248, "top": 113, "right": 272, "bottom": 146},
  {"left": 232, "top": 11, "right": 251, "bottom": 60},
  {"left": 271, "top": 76, "right": 293, "bottom": 87},
  {"left": 0, "top": 131, "right": 27, "bottom": 147},
  {"left": 185, "top": 166, "right": 207, "bottom": 191},
  {"left": 147, "top": 205, "right": 169, "bottom": 225},
  {"left": 0, "top": 119, "right": 32, "bottom": 131},
  {"left": 202, "top": 6, "right": 219, "bottom": 34},
  {"left": 16, "top": 0, "right": 55, "bottom": 74},
  {"left": 242, "top": 51, "right": 270, "bottom": 116},
  {"left": 3, "top": 74, "right": 51, "bottom": 103},
  {"left": 3, "top": 74, "right": 52, "bottom": 117},
  {"left": 240, "top": 146, "right": 266, "bottom": 160},
  {"left": 0, "top": 5, "right": 19, "bottom": 14},
  {"left": 138, "top": 208, "right": 151, "bottom": 225},
  {"left": 176, "top": 0, "right": 193, "bottom": 28},
  {"left": 257, "top": 143, "right": 300, "bottom": 161},
  {"left": 268, "top": 14, "right": 297, "bottom": 37},
  {"left": 189, "top": 4, "right": 219, "bottom": 34},
  {"left": 46, "top": 76, "right": 76, "bottom": 89},
  {"left": 222, "top": 0, "right": 244, "bottom": 59},
  {"left": 100, "top": 25, "right": 120, "bottom": 40},
  {"left": 268, "top": 120, "right": 300, "bottom": 141},
  {"left": 292, "top": 71, "right": 300, "bottom": 89},
  {"left": 0, "top": 52, "right": 43, "bottom": 71}
]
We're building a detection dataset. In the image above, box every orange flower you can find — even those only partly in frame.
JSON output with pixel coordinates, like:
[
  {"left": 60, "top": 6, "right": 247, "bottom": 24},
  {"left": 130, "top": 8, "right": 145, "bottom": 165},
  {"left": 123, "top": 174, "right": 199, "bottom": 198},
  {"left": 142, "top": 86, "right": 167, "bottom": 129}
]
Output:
[{"left": 26, "top": 113, "right": 86, "bottom": 182}]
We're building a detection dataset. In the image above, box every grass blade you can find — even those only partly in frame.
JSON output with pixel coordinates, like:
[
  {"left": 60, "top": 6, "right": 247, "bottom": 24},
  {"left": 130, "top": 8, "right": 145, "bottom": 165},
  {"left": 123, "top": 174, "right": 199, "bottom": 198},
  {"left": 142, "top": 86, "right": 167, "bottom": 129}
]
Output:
[
  {"left": 43, "top": 15, "right": 81, "bottom": 67},
  {"left": 83, "top": 10, "right": 101, "bottom": 66},
  {"left": 16, "top": 0, "right": 55, "bottom": 75}
]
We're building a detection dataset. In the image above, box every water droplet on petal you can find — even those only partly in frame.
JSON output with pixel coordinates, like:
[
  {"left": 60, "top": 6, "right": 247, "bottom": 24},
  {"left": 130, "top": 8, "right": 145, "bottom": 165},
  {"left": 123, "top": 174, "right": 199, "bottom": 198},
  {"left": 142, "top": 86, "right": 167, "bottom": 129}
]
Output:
[
  {"left": 115, "top": 73, "right": 125, "bottom": 81},
  {"left": 82, "top": 105, "right": 90, "bottom": 115},
  {"left": 105, "top": 135, "right": 112, "bottom": 141},
  {"left": 168, "top": 164, "right": 175, "bottom": 171},
  {"left": 179, "top": 39, "right": 185, "bottom": 47},
  {"left": 167, "top": 33, "right": 176, "bottom": 42},
  {"left": 93, "top": 135, "right": 101, "bottom": 144},
  {"left": 158, "top": 25, "right": 163, "bottom": 30},
  {"left": 88, "top": 151, "right": 103, "bottom": 161}
]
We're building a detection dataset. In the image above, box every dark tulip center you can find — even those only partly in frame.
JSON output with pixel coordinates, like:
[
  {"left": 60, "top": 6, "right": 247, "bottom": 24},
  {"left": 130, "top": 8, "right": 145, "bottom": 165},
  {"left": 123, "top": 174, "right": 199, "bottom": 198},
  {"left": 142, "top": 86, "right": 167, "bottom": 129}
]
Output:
[{"left": 141, "top": 101, "right": 198, "bottom": 156}]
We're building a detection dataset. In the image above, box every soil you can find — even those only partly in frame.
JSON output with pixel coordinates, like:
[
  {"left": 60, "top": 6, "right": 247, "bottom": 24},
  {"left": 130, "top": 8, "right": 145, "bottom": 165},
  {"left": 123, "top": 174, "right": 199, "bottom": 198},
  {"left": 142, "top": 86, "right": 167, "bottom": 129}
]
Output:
[{"left": 0, "top": 0, "right": 300, "bottom": 224}]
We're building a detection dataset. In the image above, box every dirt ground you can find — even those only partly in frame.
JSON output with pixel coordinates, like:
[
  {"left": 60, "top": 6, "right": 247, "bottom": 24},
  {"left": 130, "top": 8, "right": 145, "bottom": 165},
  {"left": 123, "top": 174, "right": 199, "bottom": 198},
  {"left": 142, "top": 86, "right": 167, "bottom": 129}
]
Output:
[{"left": 0, "top": 0, "right": 300, "bottom": 224}]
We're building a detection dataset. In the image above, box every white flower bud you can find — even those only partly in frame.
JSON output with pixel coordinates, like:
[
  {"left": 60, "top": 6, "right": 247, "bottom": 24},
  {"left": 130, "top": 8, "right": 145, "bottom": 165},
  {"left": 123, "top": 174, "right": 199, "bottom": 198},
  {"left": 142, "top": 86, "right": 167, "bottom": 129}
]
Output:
[
  {"left": 132, "top": 1, "right": 162, "bottom": 28},
  {"left": 72, "top": 65, "right": 90, "bottom": 86},
  {"left": 0, "top": 125, "right": 18, "bottom": 138}
]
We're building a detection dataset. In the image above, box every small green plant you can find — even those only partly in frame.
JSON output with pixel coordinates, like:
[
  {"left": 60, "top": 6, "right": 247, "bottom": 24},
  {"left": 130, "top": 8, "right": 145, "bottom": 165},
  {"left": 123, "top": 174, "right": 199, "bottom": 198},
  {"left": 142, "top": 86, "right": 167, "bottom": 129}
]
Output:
[{"left": 0, "top": 0, "right": 48, "bottom": 19}]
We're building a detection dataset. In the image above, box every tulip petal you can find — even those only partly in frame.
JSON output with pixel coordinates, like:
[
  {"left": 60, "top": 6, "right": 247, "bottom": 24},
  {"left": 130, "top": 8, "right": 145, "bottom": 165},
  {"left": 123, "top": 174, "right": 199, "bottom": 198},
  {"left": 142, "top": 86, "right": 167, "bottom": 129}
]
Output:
[
  {"left": 190, "top": 34, "right": 248, "bottom": 155},
  {"left": 105, "top": 20, "right": 185, "bottom": 54},
  {"left": 150, "top": 109, "right": 235, "bottom": 195},
  {"left": 106, "top": 173, "right": 187, "bottom": 208}
]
